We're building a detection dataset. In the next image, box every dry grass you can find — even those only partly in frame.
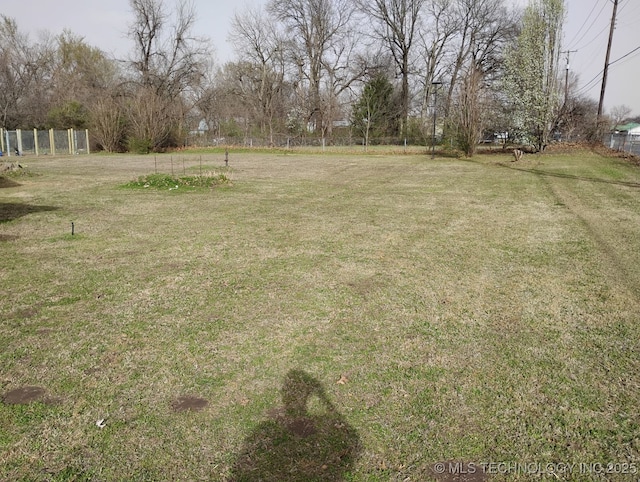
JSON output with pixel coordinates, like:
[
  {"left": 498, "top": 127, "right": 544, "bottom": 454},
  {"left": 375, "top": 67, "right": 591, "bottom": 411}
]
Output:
[{"left": 1, "top": 148, "right": 639, "bottom": 481}]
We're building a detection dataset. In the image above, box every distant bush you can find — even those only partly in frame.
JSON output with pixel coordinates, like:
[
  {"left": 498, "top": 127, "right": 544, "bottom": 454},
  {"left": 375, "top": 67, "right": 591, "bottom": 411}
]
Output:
[{"left": 127, "top": 137, "right": 153, "bottom": 154}]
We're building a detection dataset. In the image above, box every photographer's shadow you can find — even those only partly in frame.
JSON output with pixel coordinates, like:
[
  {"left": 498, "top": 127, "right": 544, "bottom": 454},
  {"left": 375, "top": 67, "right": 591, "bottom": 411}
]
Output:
[{"left": 229, "top": 370, "right": 360, "bottom": 481}]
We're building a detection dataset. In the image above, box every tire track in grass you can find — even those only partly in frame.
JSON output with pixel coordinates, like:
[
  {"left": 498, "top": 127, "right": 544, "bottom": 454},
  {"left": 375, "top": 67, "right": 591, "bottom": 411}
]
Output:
[
  {"left": 491, "top": 158, "right": 640, "bottom": 301},
  {"left": 536, "top": 172, "right": 640, "bottom": 302}
]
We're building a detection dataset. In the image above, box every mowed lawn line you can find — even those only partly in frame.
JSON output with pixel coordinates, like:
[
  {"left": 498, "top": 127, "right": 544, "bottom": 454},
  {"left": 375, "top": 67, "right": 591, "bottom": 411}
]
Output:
[{"left": 0, "top": 150, "right": 639, "bottom": 480}]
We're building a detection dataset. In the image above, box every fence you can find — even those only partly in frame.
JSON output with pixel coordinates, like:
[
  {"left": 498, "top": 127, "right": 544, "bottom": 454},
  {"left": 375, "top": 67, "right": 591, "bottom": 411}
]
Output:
[
  {"left": 0, "top": 128, "right": 90, "bottom": 157},
  {"left": 185, "top": 133, "right": 433, "bottom": 150},
  {"left": 605, "top": 133, "right": 640, "bottom": 157}
]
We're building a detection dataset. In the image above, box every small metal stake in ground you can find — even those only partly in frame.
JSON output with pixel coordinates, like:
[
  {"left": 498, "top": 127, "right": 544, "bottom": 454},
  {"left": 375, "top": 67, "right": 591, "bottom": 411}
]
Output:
[
  {"left": 71, "top": 221, "right": 75, "bottom": 236},
  {"left": 225, "top": 149, "right": 229, "bottom": 167}
]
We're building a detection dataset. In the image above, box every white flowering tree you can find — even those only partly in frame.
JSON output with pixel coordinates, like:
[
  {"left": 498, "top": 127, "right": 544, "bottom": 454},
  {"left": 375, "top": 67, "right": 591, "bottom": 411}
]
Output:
[{"left": 503, "top": 0, "right": 564, "bottom": 152}]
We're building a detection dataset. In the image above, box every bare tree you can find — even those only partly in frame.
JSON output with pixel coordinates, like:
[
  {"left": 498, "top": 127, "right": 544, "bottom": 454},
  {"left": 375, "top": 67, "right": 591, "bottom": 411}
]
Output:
[
  {"left": 126, "top": 0, "right": 211, "bottom": 150},
  {"left": 415, "top": 0, "right": 459, "bottom": 140},
  {"left": 442, "top": 0, "right": 518, "bottom": 119},
  {"left": 91, "top": 95, "right": 126, "bottom": 152},
  {"left": 125, "top": 86, "right": 179, "bottom": 152},
  {"left": 229, "top": 8, "right": 287, "bottom": 144},
  {"left": 53, "top": 31, "right": 117, "bottom": 98},
  {"left": 609, "top": 105, "right": 632, "bottom": 130},
  {"left": 128, "top": 0, "right": 209, "bottom": 97},
  {"left": 48, "top": 31, "right": 120, "bottom": 129},
  {"left": 319, "top": 23, "right": 370, "bottom": 139},
  {"left": 0, "top": 16, "right": 55, "bottom": 128},
  {"left": 355, "top": 0, "right": 427, "bottom": 138},
  {"left": 560, "top": 92, "right": 599, "bottom": 142},
  {"left": 268, "top": 0, "right": 355, "bottom": 134},
  {"left": 452, "top": 63, "right": 486, "bottom": 156}
]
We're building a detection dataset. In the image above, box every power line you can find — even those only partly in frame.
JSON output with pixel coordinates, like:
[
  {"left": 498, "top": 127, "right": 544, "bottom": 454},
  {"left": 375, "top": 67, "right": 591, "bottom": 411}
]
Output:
[
  {"left": 616, "top": 0, "right": 640, "bottom": 28},
  {"left": 609, "top": 44, "right": 640, "bottom": 66},
  {"left": 574, "top": 43, "right": 640, "bottom": 96},
  {"left": 617, "top": 0, "right": 633, "bottom": 14},
  {"left": 575, "top": 70, "right": 604, "bottom": 95},
  {"left": 572, "top": 24, "right": 609, "bottom": 51},
  {"left": 567, "top": 0, "right": 610, "bottom": 50}
]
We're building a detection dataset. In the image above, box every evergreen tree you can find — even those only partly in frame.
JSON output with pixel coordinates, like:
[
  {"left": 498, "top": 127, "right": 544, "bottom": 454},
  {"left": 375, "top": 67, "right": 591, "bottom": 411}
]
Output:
[{"left": 351, "top": 74, "right": 398, "bottom": 148}]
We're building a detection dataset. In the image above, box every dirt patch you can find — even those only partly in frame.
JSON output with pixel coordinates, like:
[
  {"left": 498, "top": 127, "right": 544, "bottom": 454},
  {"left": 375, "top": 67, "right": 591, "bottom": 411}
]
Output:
[
  {"left": 171, "top": 396, "right": 208, "bottom": 412},
  {"left": 430, "top": 461, "right": 488, "bottom": 482},
  {"left": 2, "top": 386, "right": 46, "bottom": 405},
  {"left": 0, "top": 234, "right": 19, "bottom": 241}
]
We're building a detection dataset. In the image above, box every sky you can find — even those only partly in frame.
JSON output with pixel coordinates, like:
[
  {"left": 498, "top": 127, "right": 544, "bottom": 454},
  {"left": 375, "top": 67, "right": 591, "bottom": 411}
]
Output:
[{"left": 2, "top": 0, "right": 639, "bottom": 116}]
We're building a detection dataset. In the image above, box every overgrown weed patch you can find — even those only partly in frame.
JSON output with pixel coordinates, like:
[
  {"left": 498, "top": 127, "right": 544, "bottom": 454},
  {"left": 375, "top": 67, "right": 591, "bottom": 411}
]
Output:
[{"left": 123, "top": 171, "right": 232, "bottom": 190}]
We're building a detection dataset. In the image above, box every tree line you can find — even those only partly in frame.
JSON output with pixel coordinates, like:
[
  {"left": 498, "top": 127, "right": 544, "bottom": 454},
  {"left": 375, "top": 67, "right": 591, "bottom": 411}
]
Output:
[{"left": 0, "top": 0, "right": 623, "bottom": 156}]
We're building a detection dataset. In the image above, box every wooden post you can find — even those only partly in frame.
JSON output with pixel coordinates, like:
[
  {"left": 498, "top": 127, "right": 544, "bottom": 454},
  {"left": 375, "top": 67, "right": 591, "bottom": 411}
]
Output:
[
  {"left": 16, "top": 129, "right": 23, "bottom": 155},
  {"left": 34, "top": 128, "right": 39, "bottom": 155},
  {"left": 70, "top": 128, "right": 76, "bottom": 154},
  {"left": 85, "top": 129, "right": 90, "bottom": 155},
  {"left": 50, "top": 129, "right": 56, "bottom": 155}
]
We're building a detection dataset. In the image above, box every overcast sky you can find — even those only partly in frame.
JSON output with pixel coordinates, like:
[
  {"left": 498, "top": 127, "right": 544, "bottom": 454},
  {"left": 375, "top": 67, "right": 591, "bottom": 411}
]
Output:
[{"left": 2, "top": 0, "right": 639, "bottom": 116}]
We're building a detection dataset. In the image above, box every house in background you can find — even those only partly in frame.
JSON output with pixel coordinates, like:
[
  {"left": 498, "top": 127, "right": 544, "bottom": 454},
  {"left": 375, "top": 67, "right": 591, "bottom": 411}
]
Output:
[
  {"left": 609, "top": 122, "right": 640, "bottom": 156},
  {"left": 614, "top": 122, "right": 640, "bottom": 138}
]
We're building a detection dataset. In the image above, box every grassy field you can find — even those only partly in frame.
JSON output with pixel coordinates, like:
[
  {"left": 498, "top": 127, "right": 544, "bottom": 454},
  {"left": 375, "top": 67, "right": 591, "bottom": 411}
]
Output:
[{"left": 1, "top": 147, "right": 639, "bottom": 481}]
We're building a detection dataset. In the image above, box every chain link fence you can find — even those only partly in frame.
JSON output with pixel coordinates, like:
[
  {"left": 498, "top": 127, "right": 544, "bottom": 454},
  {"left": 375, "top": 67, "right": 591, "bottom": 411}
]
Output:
[
  {"left": 185, "top": 132, "right": 432, "bottom": 150},
  {"left": 605, "top": 133, "right": 640, "bottom": 157}
]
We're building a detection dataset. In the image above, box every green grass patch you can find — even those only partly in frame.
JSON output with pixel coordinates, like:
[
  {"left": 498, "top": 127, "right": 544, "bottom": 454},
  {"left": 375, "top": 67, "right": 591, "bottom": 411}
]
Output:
[{"left": 123, "top": 171, "right": 232, "bottom": 190}]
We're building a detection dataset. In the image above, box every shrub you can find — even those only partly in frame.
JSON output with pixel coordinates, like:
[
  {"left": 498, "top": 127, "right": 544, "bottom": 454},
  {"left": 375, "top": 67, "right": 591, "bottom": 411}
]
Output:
[{"left": 127, "top": 137, "right": 153, "bottom": 154}]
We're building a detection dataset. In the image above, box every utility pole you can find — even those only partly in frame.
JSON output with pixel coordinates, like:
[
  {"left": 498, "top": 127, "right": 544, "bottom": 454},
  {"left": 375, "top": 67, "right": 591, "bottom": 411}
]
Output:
[
  {"left": 597, "top": 0, "right": 619, "bottom": 124},
  {"left": 562, "top": 50, "right": 577, "bottom": 106}
]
